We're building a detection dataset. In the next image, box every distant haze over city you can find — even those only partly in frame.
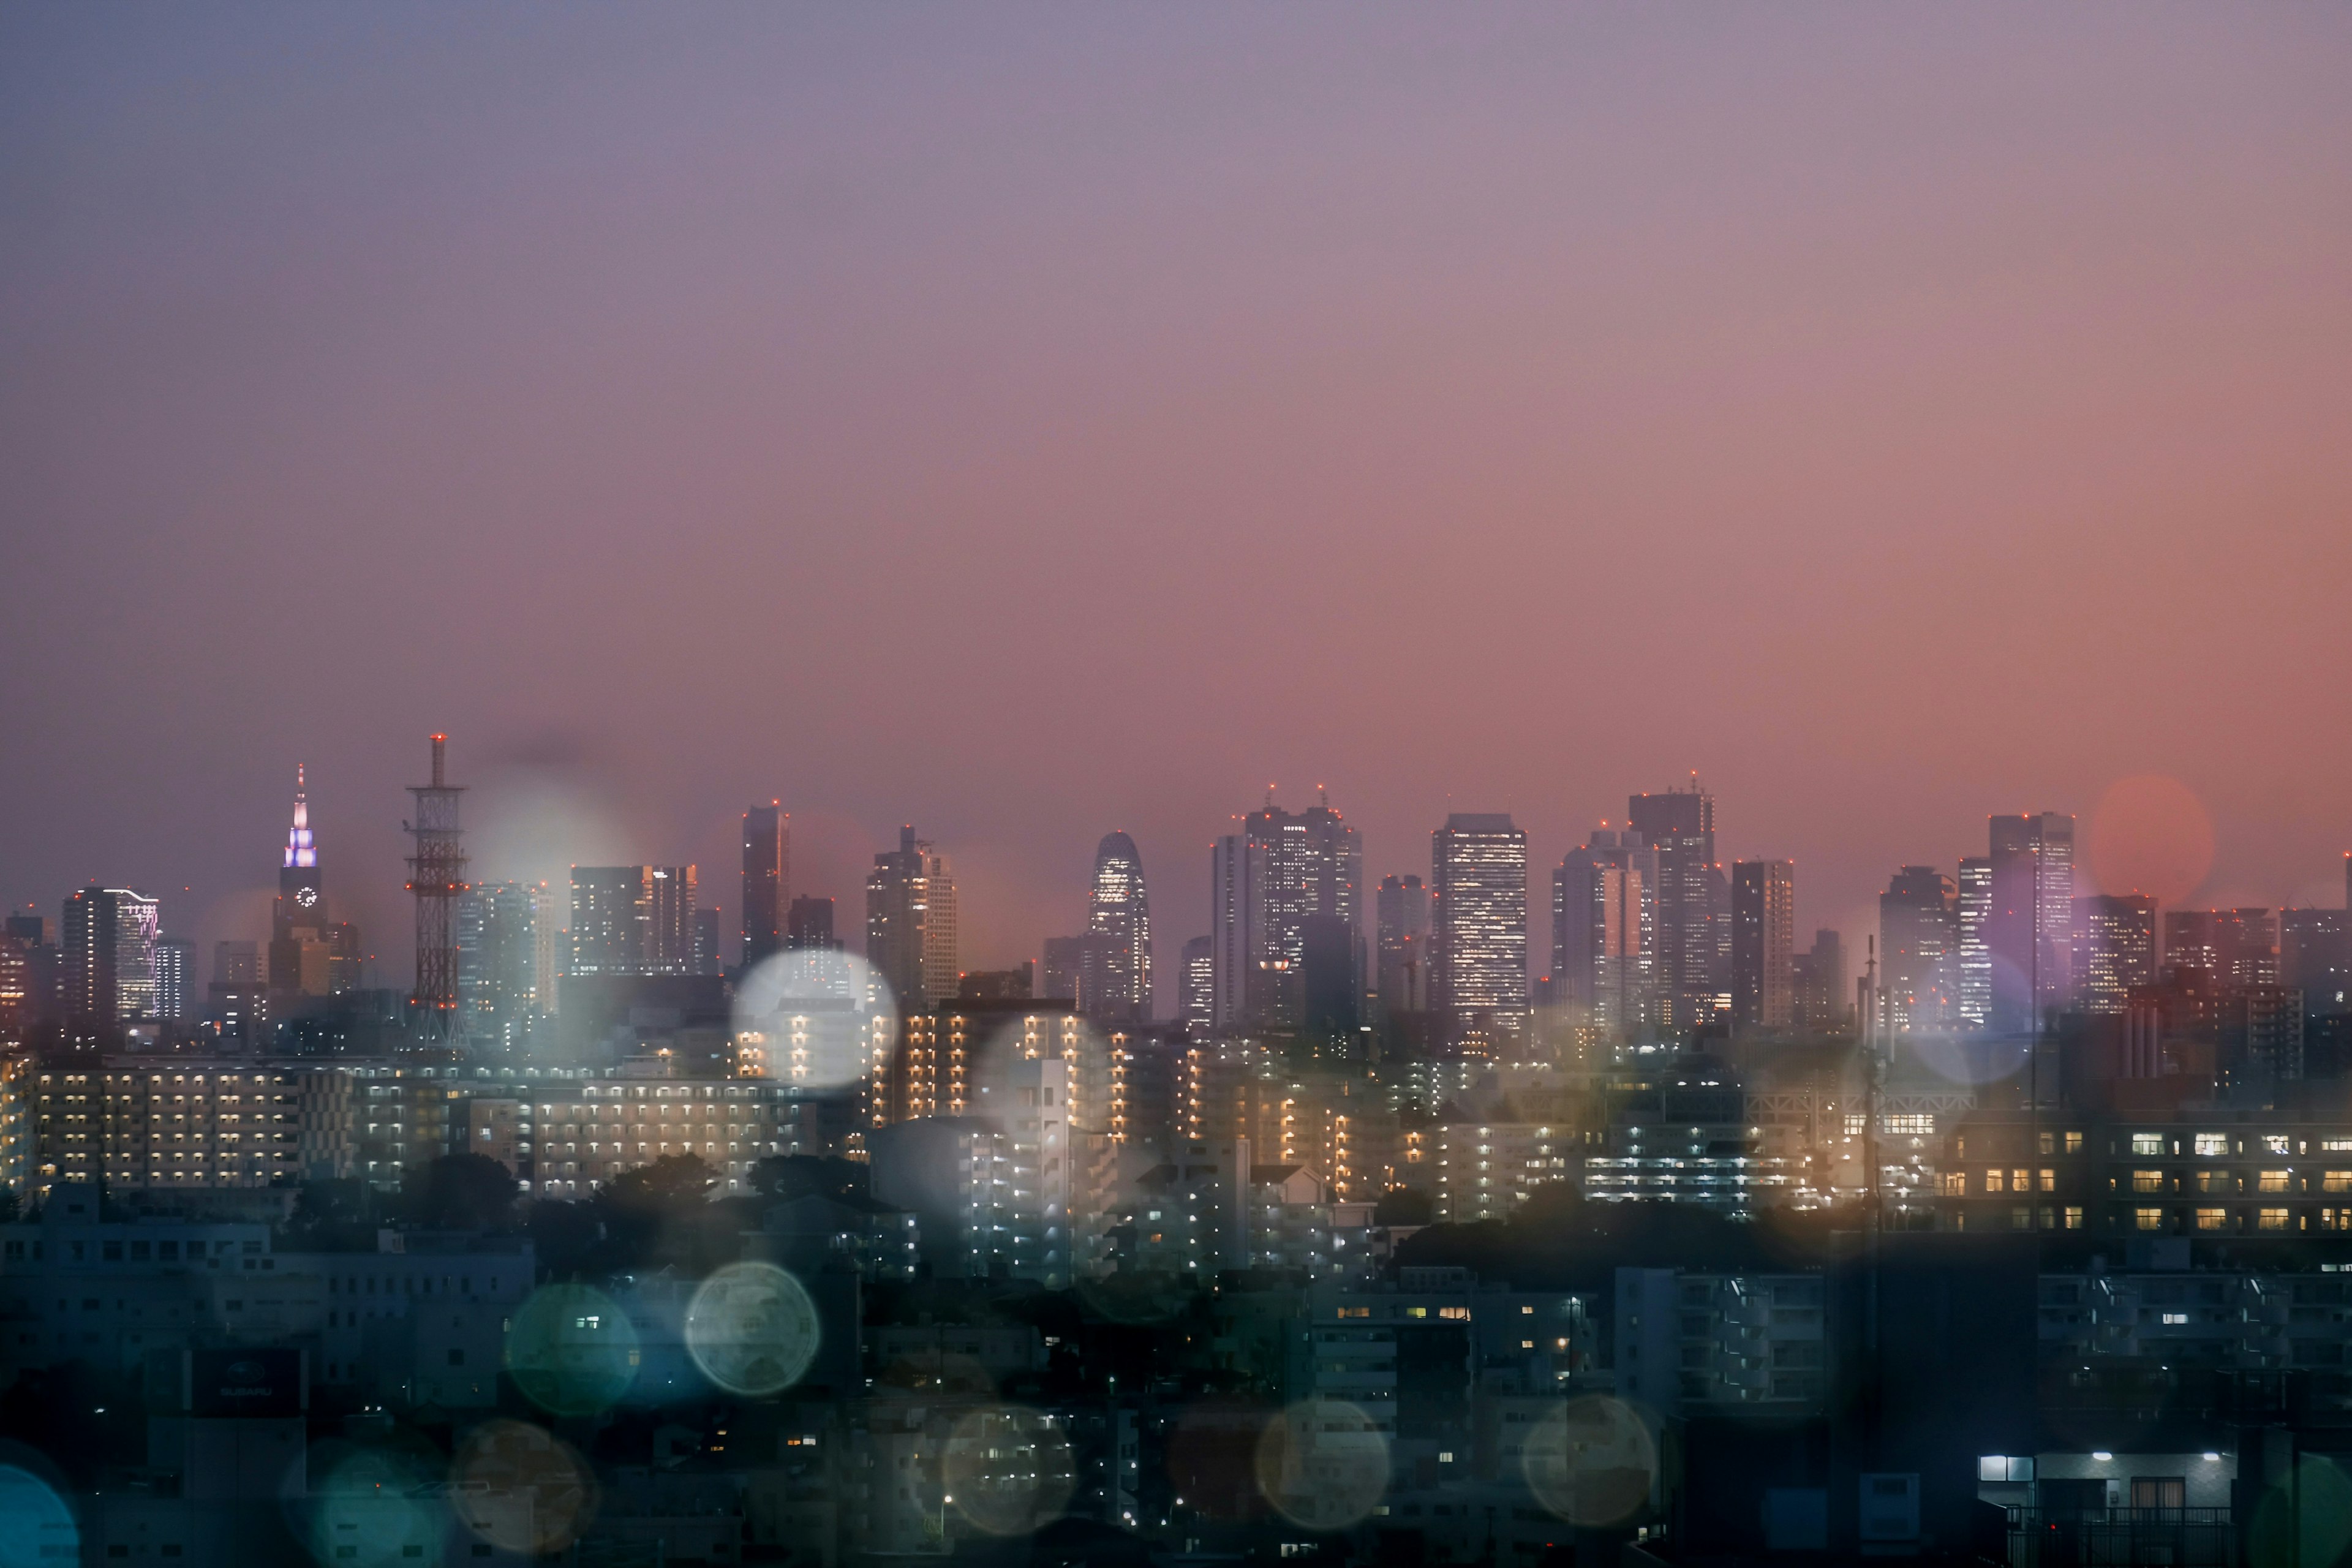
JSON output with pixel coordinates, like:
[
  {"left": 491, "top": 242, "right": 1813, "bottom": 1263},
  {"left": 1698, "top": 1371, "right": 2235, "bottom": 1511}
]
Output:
[{"left": 5, "top": 9, "right": 2349, "bottom": 989}]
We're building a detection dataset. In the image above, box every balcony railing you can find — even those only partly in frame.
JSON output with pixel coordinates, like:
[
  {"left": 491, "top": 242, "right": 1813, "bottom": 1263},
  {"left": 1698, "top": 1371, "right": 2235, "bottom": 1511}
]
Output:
[{"left": 2003, "top": 1506, "right": 2233, "bottom": 1567}]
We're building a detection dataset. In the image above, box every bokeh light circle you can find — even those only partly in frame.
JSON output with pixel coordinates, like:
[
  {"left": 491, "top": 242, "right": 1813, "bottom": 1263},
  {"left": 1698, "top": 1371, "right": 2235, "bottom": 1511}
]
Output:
[
  {"left": 732, "top": 949, "right": 897, "bottom": 1090},
  {"left": 941, "top": 1404, "right": 1077, "bottom": 1537},
  {"left": 1524, "top": 1395, "right": 1659, "bottom": 1528},
  {"left": 685, "top": 1261, "right": 821, "bottom": 1396},
  {"left": 451, "top": 1420, "right": 600, "bottom": 1557},
  {"left": 311, "top": 1448, "right": 447, "bottom": 1568},
  {"left": 0, "top": 1464, "right": 77, "bottom": 1568},
  {"left": 2087, "top": 775, "right": 2215, "bottom": 908},
  {"left": 504, "top": 1283, "right": 640, "bottom": 1416},
  {"left": 1253, "top": 1398, "right": 1390, "bottom": 1532}
]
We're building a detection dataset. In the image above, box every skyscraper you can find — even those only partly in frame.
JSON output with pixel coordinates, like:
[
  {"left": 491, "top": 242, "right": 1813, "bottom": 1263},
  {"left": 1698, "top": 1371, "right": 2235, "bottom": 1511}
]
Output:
[
  {"left": 2071, "top": 894, "right": 2157, "bottom": 1014},
  {"left": 1181, "top": 935, "right": 1215, "bottom": 1038},
  {"left": 866, "top": 826, "right": 957, "bottom": 1008},
  {"left": 1988, "top": 812, "right": 2075, "bottom": 1035},
  {"left": 741, "top": 803, "right": 788, "bottom": 971},
  {"left": 270, "top": 764, "right": 338, "bottom": 997},
  {"left": 1552, "top": 828, "right": 1659, "bottom": 1038},
  {"left": 1207, "top": 793, "right": 1362, "bottom": 1032},
  {"left": 2282, "top": 908, "right": 2350, "bottom": 1016},
  {"left": 458, "top": 880, "right": 547, "bottom": 1045},
  {"left": 62, "top": 885, "right": 159, "bottom": 1023},
  {"left": 1627, "top": 783, "right": 1728, "bottom": 1033},
  {"left": 1879, "top": 867, "right": 1958, "bottom": 1035},
  {"left": 1087, "top": 831, "right": 1152, "bottom": 1022},
  {"left": 1955, "top": 856, "right": 1992, "bottom": 1032},
  {"left": 2163, "top": 908, "right": 2280, "bottom": 987},
  {"left": 1790, "top": 929, "right": 1847, "bottom": 1033},
  {"left": 1430, "top": 813, "right": 1529, "bottom": 1045},
  {"left": 786, "top": 895, "right": 837, "bottom": 951},
  {"left": 405, "top": 734, "right": 468, "bottom": 1038},
  {"left": 693, "top": 908, "right": 722, "bottom": 976},
  {"left": 1730, "top": 860, "right": 1795, "bottom": 1031},
  {"left": 1374, "top": 875, "right": 1432, "bottom": 1016},
  {"left": 570, "top": 865, "right": 699, "bottom": 976},
  {"left": 153, "top": 937, "right": 193, "bottom": 1021}
]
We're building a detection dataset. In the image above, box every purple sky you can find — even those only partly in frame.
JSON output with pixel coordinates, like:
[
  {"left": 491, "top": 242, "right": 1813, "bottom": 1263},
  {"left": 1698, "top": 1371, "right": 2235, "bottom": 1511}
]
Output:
[{"left": 5, "top": 7, "right": 2350, "bottom": 997}]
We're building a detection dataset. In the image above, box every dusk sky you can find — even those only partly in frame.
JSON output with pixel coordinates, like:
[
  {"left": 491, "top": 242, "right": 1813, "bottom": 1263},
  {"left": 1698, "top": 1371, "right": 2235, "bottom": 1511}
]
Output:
[{"left": 5, "top": 7, "right": 2350, "bottom": 997}]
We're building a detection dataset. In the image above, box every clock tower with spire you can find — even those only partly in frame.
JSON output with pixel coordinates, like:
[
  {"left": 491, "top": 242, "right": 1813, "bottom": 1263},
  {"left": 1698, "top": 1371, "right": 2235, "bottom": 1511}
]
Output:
[{"left": 268, "top": 764, "right": 337, "bottom": 995}]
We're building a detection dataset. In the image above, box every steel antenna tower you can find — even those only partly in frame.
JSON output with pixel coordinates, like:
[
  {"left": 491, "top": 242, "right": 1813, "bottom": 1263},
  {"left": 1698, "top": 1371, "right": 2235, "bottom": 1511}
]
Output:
[{"left": 404, "top": 733, "right": 469, "bottom": 1038}]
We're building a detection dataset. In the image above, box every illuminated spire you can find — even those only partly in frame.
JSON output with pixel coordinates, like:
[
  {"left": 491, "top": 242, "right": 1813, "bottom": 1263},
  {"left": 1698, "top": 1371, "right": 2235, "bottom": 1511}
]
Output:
[{"left": 283, "top": 764, "right": 316, "bottom": 869}]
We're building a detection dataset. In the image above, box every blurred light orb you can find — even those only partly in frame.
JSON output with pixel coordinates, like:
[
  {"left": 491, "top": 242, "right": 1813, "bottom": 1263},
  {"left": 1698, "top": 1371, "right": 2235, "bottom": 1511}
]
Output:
[
  {"left": 0, "top": 1465, "right": 77, "bottom": 1568},
  {"left": 1524, "top": 1395, "right": 1658, "bottom": 1528},
  {"left": 2087, "top": 775, "right": 2215, "bottom": 908},
  {"left": 1254, "top": 1398, "right": 1390, "bottom": 1532},
  {"left": 452, "top": 1420, "right": 599, "bottom": 1556},
  {"left": 941, "top": 1404, "right": 1077, "bottom": 1536},
  {"left": 505, "top": 1283, "right": 641, "bottom": 1416},
  {"left": 311, "top": 1449, "right": 445, "bottom": 1568},
  {"left": 685, "top": 1261, "right": 821, "bottom": 1396},
  {"left": 731, "top": 949, "right": 896, "bottom": 1090}
]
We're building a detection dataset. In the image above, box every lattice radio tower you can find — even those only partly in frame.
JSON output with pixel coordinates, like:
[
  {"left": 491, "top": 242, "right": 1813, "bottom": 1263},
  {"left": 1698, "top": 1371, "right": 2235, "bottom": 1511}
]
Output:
[{"left": 404, "top": 733, "right": 469, "bottom": 1038}]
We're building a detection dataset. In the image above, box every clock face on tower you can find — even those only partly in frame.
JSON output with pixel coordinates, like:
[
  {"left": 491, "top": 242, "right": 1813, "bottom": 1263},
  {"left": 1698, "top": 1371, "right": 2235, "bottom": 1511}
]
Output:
[{"left": 295, "top": 886, "right": 319, "bottom": 909}]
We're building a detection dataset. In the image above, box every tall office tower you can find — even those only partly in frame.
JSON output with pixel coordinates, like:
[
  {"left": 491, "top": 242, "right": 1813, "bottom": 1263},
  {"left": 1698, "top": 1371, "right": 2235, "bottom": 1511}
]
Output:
[
  {"left": 4, "top": 914, "right": 60, "bottom": 1030},
  {"left": 1374, "top": 874, "right": 1432, "bottom": 1016},
  {"left": 405, "top": 734, "right": 468, "bottom": 1037},
  {"left": 1181, "top": 935, "right": 1215, "bottom": 1038},
  {"left": 786, "top": 895, "right": 837, "bottom": 951},
  {"left": 1207, "top": 793, "right": 1363, "bottom": 1032},
  {"left": 529, "top": 882, "right": 560, "bottom": 1015},
  {"left": 865, "top": 826, "right": 958, "bottom": 1009},
  {"left": 741, "top": 803, "right": 788, "bottom": 970},
  {"left": 1879, "top": 867, "right": 1958, "bottom": 1035},
  {"left": 1627, "top": 783, "right": 1728, "bottom": 1032},
  {"left": 270, "top": 764, "right": 336, "bottom": 996},
  {"left": 1087, "top": 831, "right": 1152, "bottom": 1022},
  {"left": 693, "top": 908, "right": 722, "bottom": 976},
  {"left": 458, "top": 880, "right": 546, "bottom": 1044},
  {"left": 2165, "top": 908, "right": 2280, "bottom": 987},
  {"left": 62, "top": 886, "right": 160, "bottom": 1023},
  {"left": 213, "top": 941, "right": 261, "bottom": 986},
  {"left": 1041, "top": 933, "right": 1116, "bottom": 1013},
  {"left": 1552, "top": 829, "right": 1659, "bottom": 1037},
  {"left": 0, "top": 933, "right": 24, "bottom": 1038},
  {"left": 1429, "top": 813, "right": 1529, "bottom": 1044},
  {"left": 1730, "top": 860, "right": 1795, "bottom": 1031},
  {"left": 2282, "top": 908, "right": 2350, "bottom": 1016},
  {"left": 1955, "top": 856, "right": 1992, "bottom": 1032},
  {"left": 2070, "top": 894, "right": 2156, "bottom": 1014},
  {"left": 569, "top": 865, "right": 700, "bottom": 976},
  {"left": 1790, "top": 929, "right": 1847, "bottom": 1032},
  {"left": 1987, "top": 812, "right": 2075, "bottom": 1035},
  {"left": 153, "top": 938, "right": 194, "bottom": 1021}
]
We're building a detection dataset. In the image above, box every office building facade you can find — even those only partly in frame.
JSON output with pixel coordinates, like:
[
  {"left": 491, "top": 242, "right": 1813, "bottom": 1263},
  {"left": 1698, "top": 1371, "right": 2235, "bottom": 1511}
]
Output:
[
  {"left": 1430, "top": 814, "right": 1528, "bottom": 1046},
  {"left": 1731, "top": 860, "right": 1795, "bottom": 1031}
]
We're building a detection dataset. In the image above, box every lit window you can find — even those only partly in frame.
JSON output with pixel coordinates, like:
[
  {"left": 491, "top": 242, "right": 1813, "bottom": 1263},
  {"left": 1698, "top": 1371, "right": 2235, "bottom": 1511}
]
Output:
[
  {"left": 2195, "top": 1134, "right": 2229, "bottom": 1157},
  {"left": 2259, "top": 1170, "right": 2291, "bottom": 1194},
  {"left": 2135, "top": 1208, "right": 2165, "bottom": 1232},
  {"left": 2132, "top": 1170, "right": 2165, "bottom": 1194},
  {"left": 2259, "top": 1208, "right": 2291, "bottom": 1231},
  {"left": 2132, "top": 1134, "right": 2165, "bottom": 1156},
  {"left": 2195, "top": 1208, "right": 2230, "bottom": 1231}
]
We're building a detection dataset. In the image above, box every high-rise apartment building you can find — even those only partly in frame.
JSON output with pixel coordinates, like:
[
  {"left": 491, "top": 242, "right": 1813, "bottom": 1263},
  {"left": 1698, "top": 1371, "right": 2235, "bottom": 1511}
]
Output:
[
  {"left": 1374, "top": 875, "right": 1431, "bottom": 1016},
  {"left": 1087, "top": 831, "right": 1152, "bottom": 1022},
  {"left": 1988, "top": 812, "right": 2075, "bottom": 1035},
  {"left": 866, "top": 826, "right": 958, "bottom": 1009},
  {"left": 2070, "top": 894, "right": 2157, "bottom": 1014},
  {"left": 1955, "top": 856, "right": 1992, "bottom": 1033},
  {"left": 741, "top": 804, "right": 788, "bottom": 971},
  {"left": 1181, "top": 935, "right": 1215, "bottom": 1038},
  {"left": 1429, "top": 813, "right": 1528, "bottom": 1046},
  {"left": 1879, "top": 867, "right": 1957, "bottom": 1035},
  {"left": 1207, "top": 794, "right": 1362, "bottom": 1032},
  {"left": 569, "top": 865, "right": 699, "bottom": 977},
  {"left": 1553, "top": 829, "right": 1659, "bottom": 1038},
  {"left": 63, "top": 886, "right": 160, "bottom": 1023},
  {"left": 153, "top": 938, "right": 193, "bottom": 1022},
  {"left": 1730, "top": 861, "right": 1795, "bottom": 1031},
  {"left": 693, "top": 908, "right": 722, "bottom": 976},
  {"left": 1627, "top": 785, "right": 1728, "bottom": 1032},
  {"left": 458, "top": 880, "right": 549, "bottom": 1046},
  {"left": 1041, "top": 933, "right": 1116, "bottom": 1015}
]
